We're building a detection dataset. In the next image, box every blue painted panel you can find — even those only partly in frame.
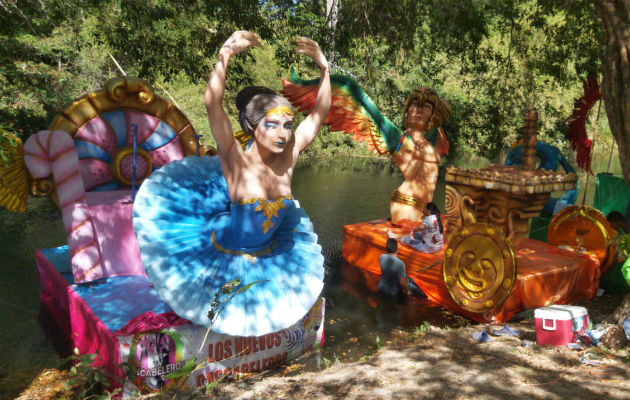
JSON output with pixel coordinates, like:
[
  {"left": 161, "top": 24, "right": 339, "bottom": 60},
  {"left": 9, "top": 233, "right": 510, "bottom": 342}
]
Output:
[
  {"left": 102, "top": 110, "right": 128, "bottom": 148},
  {"left": 75, "top": 140, "right": 111, "bottom": 162},
  {"left": 141, "top": 121, "right": 177, "bottom": 151}
]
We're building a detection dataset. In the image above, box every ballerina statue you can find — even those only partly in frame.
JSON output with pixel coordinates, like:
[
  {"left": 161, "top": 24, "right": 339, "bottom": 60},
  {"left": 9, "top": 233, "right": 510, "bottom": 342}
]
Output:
[
  {"left": 282, "top": 72, "right": 451, "bottom": 224},
  {"left": 132, "top": 31, "right": 331, "bottom": 336}
]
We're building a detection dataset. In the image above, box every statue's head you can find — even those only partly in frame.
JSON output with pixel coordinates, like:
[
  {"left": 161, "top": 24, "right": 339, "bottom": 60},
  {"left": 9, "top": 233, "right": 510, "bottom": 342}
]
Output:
[
  {"left": 403, "top": 87, "right": 451, "bottom": 131},
  {"left": 236, "top": 86, "right": 294, "bottom": 136}
]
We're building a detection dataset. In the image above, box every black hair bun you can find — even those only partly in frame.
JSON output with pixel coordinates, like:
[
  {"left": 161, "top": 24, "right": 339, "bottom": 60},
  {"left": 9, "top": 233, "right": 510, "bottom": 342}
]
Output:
[{"left": 235, "top": 86, "right": 276, "bottom": 111}]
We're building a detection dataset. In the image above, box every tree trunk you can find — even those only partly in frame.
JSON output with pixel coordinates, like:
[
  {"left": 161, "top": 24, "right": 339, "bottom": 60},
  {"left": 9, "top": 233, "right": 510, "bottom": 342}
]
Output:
[
  {"left": 605, "top": 292, "right": 630, "bottom": 325},
  {"left": 595, "top": 1, "right": 630, "bottom": 190},
  {"left": 326, "top": 0, "right": 339, "bottom": 64},
  {"left": 595, "top": 0, "right": 630, "bottom": 330}
]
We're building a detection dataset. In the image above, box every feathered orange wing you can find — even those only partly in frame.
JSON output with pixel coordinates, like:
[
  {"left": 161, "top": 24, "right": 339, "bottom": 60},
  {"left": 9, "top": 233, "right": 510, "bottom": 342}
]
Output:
[{"left": 281, "top": 68, "right": 403, "bottom": 155}]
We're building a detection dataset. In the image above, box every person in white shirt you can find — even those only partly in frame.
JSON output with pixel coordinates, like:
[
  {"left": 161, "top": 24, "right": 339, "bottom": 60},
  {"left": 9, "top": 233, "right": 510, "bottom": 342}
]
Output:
[{"left": 400, "top": 202, "right": 444, "bottom": 254}]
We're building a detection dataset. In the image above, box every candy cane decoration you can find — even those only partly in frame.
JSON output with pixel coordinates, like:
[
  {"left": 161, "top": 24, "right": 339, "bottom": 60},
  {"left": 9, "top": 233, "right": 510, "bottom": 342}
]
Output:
[{"left": 24, "top": 130, "right": 105, "bottom": 283}]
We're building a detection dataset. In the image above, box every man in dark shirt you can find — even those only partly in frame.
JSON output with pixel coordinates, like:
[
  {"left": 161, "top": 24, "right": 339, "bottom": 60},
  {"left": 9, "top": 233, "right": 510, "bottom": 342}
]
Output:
[{"left": 378, "top": 238, "right": 411, "bottom": 298}]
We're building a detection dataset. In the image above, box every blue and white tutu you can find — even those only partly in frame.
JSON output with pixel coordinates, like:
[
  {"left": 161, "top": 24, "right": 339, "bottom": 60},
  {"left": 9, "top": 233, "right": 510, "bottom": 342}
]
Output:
[{"left": 132, "top": 156, "right": 324, "bottom": 336}]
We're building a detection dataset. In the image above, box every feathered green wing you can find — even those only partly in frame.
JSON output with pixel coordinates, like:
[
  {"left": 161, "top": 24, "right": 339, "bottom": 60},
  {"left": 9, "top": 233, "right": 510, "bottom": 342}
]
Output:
[{"left": 281, "top": 67, "right": 404, "bottom": 155}]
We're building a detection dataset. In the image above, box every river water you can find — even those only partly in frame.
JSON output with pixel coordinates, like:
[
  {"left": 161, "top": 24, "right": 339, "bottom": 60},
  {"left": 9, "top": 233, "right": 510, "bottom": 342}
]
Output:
[{"left": 0, "top": 152, "right": 621, "bottom": 396}]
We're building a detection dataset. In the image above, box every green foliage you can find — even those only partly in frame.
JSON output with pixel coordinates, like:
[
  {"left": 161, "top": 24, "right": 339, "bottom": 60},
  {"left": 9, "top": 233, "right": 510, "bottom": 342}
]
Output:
[
  {"left": 153, "top": 73, "right": 211, "bottom": 144},
  {"left": 327, "top": 0, "right": 604, "bottom": 161},
  {"left": 0, "top": 126, "right": 19, "bottom": 168},
  {"left": 616, "top": 233, "right": 630, "bottom": 259},
  {"left": 415, "top": 321, "right": 432, "bottom": 333},
  {"left": 60, "top": 347, "right": 120, "bottom": 400},
  {"left": 322, "top": 356, "right": 330, "bottom": 368},
  {"left": 0, "top": 0, "right": 116, "bottom": 138},
  {"left": 164, "top": 356, "right": 198, "bottom": 380},
  {"left": 105, "top": 0, "right": 281, "bottom": 82},
  {"left": 207, "top": 278, "right": 266, "bottom": 324},
  {"left": 156, "top": 278, "right": 264, "bottom": 393},
  {"left": 0, "top": 0, "right": 616, "bottom": 164},
  {"left": 322, "top": 353, "right": 340, "bottom": 368}
]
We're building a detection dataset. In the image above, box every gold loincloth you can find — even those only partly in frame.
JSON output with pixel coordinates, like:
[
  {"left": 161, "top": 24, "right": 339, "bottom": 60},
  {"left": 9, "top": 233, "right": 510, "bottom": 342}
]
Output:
[{"left": 390, "top": 190, "right": 426, "bottom": 212}]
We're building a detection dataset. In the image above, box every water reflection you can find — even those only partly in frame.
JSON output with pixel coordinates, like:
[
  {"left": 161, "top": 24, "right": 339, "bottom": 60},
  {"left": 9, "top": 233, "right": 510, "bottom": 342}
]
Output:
[{"left": 290, "top": 157, "right": 465, "bottom": 368}]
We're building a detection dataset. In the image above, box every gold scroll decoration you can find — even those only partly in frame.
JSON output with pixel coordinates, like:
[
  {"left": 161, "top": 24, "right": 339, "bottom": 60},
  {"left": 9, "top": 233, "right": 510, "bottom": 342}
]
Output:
[
  {"left": 443, "top": 223, "right": 516, "bottom": 314},
  {"left": 547, "top": 205, "right": 616, "bottom": 275},
  {"left": 444, "top": 184, "right": 478, "bottom": 240},
  {"left": 444, "top": 184, "right": 463, "bottom": 240}
]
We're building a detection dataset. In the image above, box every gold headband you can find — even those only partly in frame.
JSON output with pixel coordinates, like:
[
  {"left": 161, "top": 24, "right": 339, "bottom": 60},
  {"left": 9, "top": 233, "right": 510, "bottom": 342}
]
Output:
[
  {"left": 403, "top": 88, "right": 451, "bottom": 131},
  {"left": 265, "top": 105, "right": 294, "bottom": 118}
]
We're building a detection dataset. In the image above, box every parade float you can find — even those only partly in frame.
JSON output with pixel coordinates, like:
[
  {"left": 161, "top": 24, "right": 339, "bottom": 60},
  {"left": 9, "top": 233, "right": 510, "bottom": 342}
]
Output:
[
  {"left": 282, "top": 70, "right": 621, "bottom": 323},
  {"left": 341, "top": 109, "right": 607, "bottom": 323},
  {"left": 0, "top": 77, "right": 325, "bottom": 397}
]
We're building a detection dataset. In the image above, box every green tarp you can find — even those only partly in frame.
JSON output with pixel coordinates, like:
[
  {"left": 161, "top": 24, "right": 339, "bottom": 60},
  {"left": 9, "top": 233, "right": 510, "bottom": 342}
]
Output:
[
  {"left": 529, "top": 215, "right": 550, "bottom": 242},
  {"left": 594, "top": 173, "right": 630, "bottom": 218},
  {"left": 593, "top": 173, "right": 630, "bottom": 294}
]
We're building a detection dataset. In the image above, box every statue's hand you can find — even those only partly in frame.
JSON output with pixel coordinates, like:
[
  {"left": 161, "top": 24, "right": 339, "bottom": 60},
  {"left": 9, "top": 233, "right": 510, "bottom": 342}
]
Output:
[
  {"left": 221, "top": 31, "right": 262, "bottom": 56},
  {"left": 294, "top": 37, "right": 329, "bottom": 72}
]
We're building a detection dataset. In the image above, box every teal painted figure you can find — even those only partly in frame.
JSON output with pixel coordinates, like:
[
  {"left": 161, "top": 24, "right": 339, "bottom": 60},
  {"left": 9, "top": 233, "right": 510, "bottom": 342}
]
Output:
[{"left": 133, "top": 31, "right": 332, "bottom": 336}]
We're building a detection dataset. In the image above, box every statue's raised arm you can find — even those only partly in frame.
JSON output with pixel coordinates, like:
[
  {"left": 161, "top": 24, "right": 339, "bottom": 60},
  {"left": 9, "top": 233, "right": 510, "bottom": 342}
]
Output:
[
  {"left": 205, "top": 31, "right": 262, "bottom": 157},
  {"left": 292, "top": 37, "right": 331, "bottom": 154}
]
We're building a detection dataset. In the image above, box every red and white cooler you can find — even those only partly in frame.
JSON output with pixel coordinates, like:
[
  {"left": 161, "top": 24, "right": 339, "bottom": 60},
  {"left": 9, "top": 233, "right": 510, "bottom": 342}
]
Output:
[{"left": 534, "top": 305, "right": 589, "bottom": 346}]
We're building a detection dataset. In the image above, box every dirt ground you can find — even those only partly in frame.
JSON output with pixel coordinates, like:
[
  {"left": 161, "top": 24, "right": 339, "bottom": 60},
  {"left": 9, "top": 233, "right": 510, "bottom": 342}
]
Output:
[
  {"left": 141, "top": 295, "right": 629, "bottom": 400},
  {"left": 13, "top": 295, "right": 629, "bottom": 400}
]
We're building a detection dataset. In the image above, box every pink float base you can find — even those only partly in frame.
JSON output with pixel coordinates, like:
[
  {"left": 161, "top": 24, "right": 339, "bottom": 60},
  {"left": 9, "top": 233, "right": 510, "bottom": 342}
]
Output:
[
  {"left": 36, "top": 247, "right": 325, "bottom": 397},
  {"left": 36, "top": 249, "right": 125, "bottom": 387}
]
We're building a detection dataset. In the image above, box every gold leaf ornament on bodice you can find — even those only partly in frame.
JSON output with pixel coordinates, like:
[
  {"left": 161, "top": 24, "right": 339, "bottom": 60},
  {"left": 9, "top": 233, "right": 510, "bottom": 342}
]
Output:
[{"left": 240, "top": 196, "right": 292, "bottom": 234}]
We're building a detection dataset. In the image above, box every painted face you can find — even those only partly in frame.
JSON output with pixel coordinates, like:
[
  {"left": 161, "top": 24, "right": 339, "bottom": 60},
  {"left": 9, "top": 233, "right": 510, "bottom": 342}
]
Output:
[
  {"left": 254, "top": 112, "right": 294, "bottom": 154},
  {"left": 406, "top": 100, "right": 434, "bottom": 130}
]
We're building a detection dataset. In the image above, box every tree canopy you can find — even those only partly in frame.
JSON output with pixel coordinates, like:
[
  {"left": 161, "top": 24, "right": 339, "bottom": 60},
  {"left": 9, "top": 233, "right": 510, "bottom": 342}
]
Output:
[{"left": 1, "top": 0, "right": 623, "bottom": 173}]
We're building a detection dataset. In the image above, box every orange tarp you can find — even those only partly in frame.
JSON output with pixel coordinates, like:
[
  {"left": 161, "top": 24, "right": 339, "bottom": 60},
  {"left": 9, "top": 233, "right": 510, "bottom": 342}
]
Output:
[{"left": 341, "top": 220, "right": 601, "bottom": 323}]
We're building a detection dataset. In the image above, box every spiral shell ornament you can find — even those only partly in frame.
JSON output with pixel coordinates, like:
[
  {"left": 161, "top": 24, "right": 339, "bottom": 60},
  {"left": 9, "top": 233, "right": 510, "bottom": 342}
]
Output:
[
  {"left": 48, "top": 77, "right": 200, "bottom": 192},
  {"left": 443, "top": 223, "right": 516, "bottom": 314}
]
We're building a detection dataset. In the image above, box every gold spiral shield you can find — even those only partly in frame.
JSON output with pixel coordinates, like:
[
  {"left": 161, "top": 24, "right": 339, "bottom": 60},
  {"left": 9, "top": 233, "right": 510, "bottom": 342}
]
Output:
[{"left": 443, "top": 223, "right": 516, "bottom": 314}]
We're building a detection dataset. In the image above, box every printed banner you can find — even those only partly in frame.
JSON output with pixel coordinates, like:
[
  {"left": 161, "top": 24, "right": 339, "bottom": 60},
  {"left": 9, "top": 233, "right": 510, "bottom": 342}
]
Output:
[{"left": 119, "top": 297, "right": 325, "bottom": 396}]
